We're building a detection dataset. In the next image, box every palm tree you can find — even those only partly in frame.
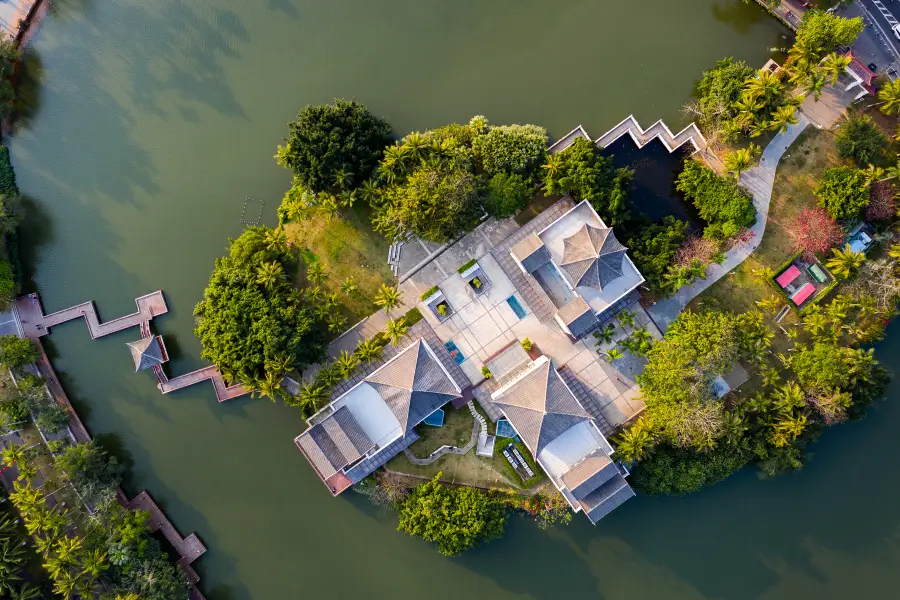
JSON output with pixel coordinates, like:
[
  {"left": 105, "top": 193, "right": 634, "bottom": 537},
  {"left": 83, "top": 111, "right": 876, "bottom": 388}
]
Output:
[
  {"left": 335, "top": 351, "right": 361, "bottom": 378},
  {"left": 385, "top": 318, "right": 409, "bottom": 346},
  {"left": 339, "top": 276, "right": 358, "bottom": 296},
  {"left": 889, "top": 243, "right": 900, "bottom": 261},
  {"left": 327, "top": 313, "right": 347, "bottom": 335},
  {"left": 603, "top": 348, "right": 625, "bottom": 362},
  {"left": 256, "top": 261, "right": 285, "bottom": 290},
  {"left": 16, "top": 462, "right": 36, "bottom": 484},
  {"left": 254, "top": 371, "right": 285, "bottom": 403},
  {"left": 274, "top": 143, "right": 291, "bottom": 167},
  {"left": 862, "top": 163, "right": 886, "bottom": 184},
  {"left": 79, "top": 547, "right": 108, "bottom": 580},
  {"left": 332, "top": 167, "right": 353, "bottom": 190},
  {"left": 772, "top": 381, "right": 804, "bottom": 414},
  {"left": 264, "top": 227, "right": 287, "bottom": 254},
  {"left": 878, "top": 79, "right": 900, "bottom": 115},
  {"left": 374, "top": 284, "right": 403, "bottom": 315},
  {"left": 613, "top": 419, "right": 655, "bottom": 462},
  {"left": 723, "top": 143, "right": 760, "bottom": 180},
  {"left": 2, "top": 444, "right": 23, "bottom": 468},
  {"left": 825, "top": 244, "right": 866, "bottom": 279},
  {"left": 338, "top": 190, "right": 357, "bottom": 209},
  {"left": 592, "top": 323, "right": 616, "bottom": 345},
  {"left": 52, "top": 569, "right": 78, "bottom": 599},
  {"left": 797, "top": 69, "right": 826, "bottom": 101},
  {"left": 296, "top": 384, "right": 328, "bottom": 414},
  {"left": 358, "top": 179, "right": 381, "bottom": 205},
  {"left": 306, "top": 261, "right": 328, "bottom": 285},
  {"left": 769, "top": 105, "right": 799, "bottom": 133},
  {"left": 320, "top": 195, "right": 339, "bottom": 220},
  {"left": 821, "top": 52, "right": 851, "bottom": 83},
  {"left": 616, "top": 309, "right": 636, "bottom": 330},
  {"left": 403, "top": 132, "right": 427, "bottom": 160},
  {"left": 354, "top": 338, "right": 384, "bottom": 363},
  {"left": 541, "top": 154, "right": 561, "bottom": 179},
  {"left": 9, "top": 583, "right": 42, "bottom": 600}
]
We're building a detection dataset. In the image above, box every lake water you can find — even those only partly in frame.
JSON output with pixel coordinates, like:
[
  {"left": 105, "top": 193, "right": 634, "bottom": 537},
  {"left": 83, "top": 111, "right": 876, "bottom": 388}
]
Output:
[{"left": 13, "top": 2, "right": 895, "bottom": 599}]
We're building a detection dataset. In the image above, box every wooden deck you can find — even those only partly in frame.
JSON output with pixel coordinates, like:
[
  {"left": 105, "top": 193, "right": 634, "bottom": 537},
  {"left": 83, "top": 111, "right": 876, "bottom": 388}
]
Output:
[
  {"left": 14, "top": 291, "right": 168, "bottom": 340},
  {"left": 157, "top": 365, "right": 249, "bottom": 403}
]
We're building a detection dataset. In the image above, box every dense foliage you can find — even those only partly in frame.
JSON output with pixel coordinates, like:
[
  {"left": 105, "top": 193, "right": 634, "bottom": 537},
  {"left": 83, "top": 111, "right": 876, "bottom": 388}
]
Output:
[
  {"left": 690, "top": 57, "right": 755, "bottom": 134},
  {"left": 276, "top": 99, "right": 393, "bottom": 193},
  {"left": 397, "top": 473, "right": 508, "bottom": 556},
  {"left": 630, "top": 443, "right": 749, "bottom": 496},
  {"left": 485, "top": 172, "right": 531, "bottom": 218},
  {"left": 676, "top": 160, "right": 755, "bottom": 239},
  {"left": 194, "top": 226, "right": 326, "bottom": 389},
  {"left": 0, "top": 335, "right": 40, "bottom": 372},
  {"left": 788, "top": 206, "right": 844, "bottom": 257},
  {"left": 815, "top": 166, "right": 870, "bottom": 221},
  {"left": 0, "top": 39, "right": 19, "bottom": 121},
  {"left": 624, "top": 217, "right": 689, "bottom": 298},
  {"left": 835, "top": 114, "right": 887, "bottom": 167},
  {"left": 472, "top": 123, "right": 547, "bottom": 178},
  {"left": 795, "top": 10, "right": 864, "bottom": 54}
]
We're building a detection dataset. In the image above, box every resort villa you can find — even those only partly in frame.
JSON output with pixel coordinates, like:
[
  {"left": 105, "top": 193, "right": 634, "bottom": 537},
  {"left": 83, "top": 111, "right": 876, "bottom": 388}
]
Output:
[{"left": 295, "top": 190, "right": 651, "bottom": 523}]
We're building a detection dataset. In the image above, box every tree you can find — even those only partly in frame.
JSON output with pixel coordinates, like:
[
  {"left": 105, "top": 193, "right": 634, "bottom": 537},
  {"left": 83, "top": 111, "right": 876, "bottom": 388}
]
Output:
[
  {"left": 686, "top": 57, "right": 755, "bottom": 134},
  {"left": 0, "top": 337, "right": 40, "bottom": 372},
  {"left": 0, "top": 39, "right": 19, "bottom": 121},
  {"left": 769, "top": 105, "right": 800, "bottom": 133},
  {"left": 543, "top": 138, "right": 633, "bottom": 227},
  {"left": 297, "top": 384, "right": 329, "bottom": 414},
  {"left": 385, "top": 318, "right": 409, "bottom": 346},
  {"left": 630, "top": 443, "right": 748, "bottom": 496},
  {"left": 484, "top": 172, "right": 530, "bottom": 218},
  {"left": 723, "top": 144, "right": 760, "bottom": 180},
  {"left": 55, "top": 441, "right": 122, "bottom": 489},
  {"left": 335, "top": 351, "right": 360, "bottom": 379},
  {"left": 795, "top": 11, "right": 864, "bottom": 59},
  {"left": 194, "top": 228, "right": 326, "bottom": 386},
  {"left": 614, "top": 417, "right": 656, "bottom": 462},
  {"left": 836, "top": 114, "right": 887, "bottom": 167},
  {"left": 878, "top": 79, "right": 900, "bottom": 116},
  {"left": 866, "top": 180, "right": 897, "bottom": 221},
  {"left": 277, "top": 99, "right": 393, "bottom": 193},
  {"left": 791, "top": 343, "right": 873, "bottom": 391},
  {"left": 0, "top": 260, "right": 16, "bottom": 311},
  {"left": 34, "top": 403, "right": 69, "bottom": 435},
  {"left": 397, "top": 473, "right": 508, "bottom": 556},
  {"left": 374, "top": 284, "right": 403, "bottom": 314},
  {"left": 471, "top": 123, "right": 547, "bottom": 178},
  {"left": 788, "top": 206, "right": 844, "bottom": 257},
  {"left": 825, "top": 244, "right": 866, "bottom": 279},
  {"left": 816, "top": 166, "right": 870, "bottom": 221},
  {"left": 676, "top": 160, "right": 755, "bottom": 239}
]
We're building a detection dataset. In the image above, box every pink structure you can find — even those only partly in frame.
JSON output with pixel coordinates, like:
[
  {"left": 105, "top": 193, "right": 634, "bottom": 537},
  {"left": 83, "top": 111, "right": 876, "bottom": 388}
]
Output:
[
  {"left": 776, "top": 265, "right": 800, "bottom": 288},
  {"left": 790, "top": 282, "right": 816, "bottom": 306}
]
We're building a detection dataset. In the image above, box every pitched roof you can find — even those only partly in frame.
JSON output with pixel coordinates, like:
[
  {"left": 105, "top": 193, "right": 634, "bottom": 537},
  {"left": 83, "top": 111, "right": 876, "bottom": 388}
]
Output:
[
  {"left": 511, "top": 233, "right": 552, "bottom": 273},
  {"left": 559, "top": 223, "right": 627, "bottom": 290},
  {"left": 557, "top": 297, "right": 598, "bottom": 339},
  {"left": 295, "top": 406, "right": 376, "bottom": 479},
  {"left": 126, "top": 336, "right": 166, "bottom": 371},
  {"left": 366, "top": 339, "right": 460, "bottom": 435},
  {"left": 579, "top": 474, "right": 635, "bottom": 523},
  {"left": 493, "top": 360, "right": 591, "bottom": 454},
  {"left": 561, "top": 450, "right": 618, "bottom": 501}
]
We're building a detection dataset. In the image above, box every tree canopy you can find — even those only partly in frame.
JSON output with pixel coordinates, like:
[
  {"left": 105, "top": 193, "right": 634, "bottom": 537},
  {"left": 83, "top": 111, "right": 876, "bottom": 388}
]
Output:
[
  {"left": 0, "top": 336, "right": 40, "bottom": 372},
  {"left": 625, "top": 217, "right": 689, "bottom": 297},
  {"left": 543, "top": 138, "right": 633, "bottom": 226},
  {"left": 676, "top": 160, "right": 755, "bottom": 239},
  {"left": 835, "top": 114, "right": 887, "bottom": 167},
  {"left": 277, "top": 99, "right": 393, "bottom": 193},
  {"left": 691, "top": 57, "right": 755, "bottom": 133},
  {"left": 194, "top": 226, "right": 325, "bottom": 387},
  {"left": 795, "top": 10, "right": 864, "bottom": 57},
  {"left": 815, "top": 166, "right": 870, "bottom": 221},
  {"left": 397, "top": 473, "right": 508, "bottom": 556},
  {"left": 472, "top": 123, "right": 547, "bottom": 178},
  {"left": 630, "top": 443, "right": 748, "bottom": 496}
]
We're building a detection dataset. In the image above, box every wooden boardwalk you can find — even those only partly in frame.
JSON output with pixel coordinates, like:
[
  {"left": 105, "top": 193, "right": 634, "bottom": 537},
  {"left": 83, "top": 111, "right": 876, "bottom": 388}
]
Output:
[
  {"left": 595, "top": 115, "right": 708, "bottom": 153},
  {"left": 156, "top": 365, "right": 249, "bottom": 403},
  {"left": 14, "top": 291, "right": 168, "bottom": 340}
]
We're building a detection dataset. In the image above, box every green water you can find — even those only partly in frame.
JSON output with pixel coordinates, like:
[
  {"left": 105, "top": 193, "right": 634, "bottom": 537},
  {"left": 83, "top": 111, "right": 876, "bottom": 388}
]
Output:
[{"left": 12, "top": 1, "right": 896, "bottom": 599}]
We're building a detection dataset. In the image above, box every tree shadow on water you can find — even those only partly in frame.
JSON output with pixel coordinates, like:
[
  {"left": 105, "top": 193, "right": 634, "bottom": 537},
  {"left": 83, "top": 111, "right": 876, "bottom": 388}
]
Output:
[
  {"left": 711, "top": 0, "right": 770, "bottom": 34},
  {"left": 15, "top": 193, "right": 54, "bottom": 293},
  {"left": 10, "top": 46, "right": 43, "bottom": 136}
]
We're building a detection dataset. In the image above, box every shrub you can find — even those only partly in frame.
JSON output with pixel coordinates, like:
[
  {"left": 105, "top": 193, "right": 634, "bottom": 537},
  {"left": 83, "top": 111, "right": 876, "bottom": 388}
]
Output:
[
  {"left": 485, "top": 172, "right": 530, "bottom": 218},
  {"left": 0, "top": 335, "right": 40, "bottom": 371},
  {"left": 420, "top": 286, "right": 440, "bottom": 301},
  {"left": 481, "top": 365, "right": 492, "bottom": 379},
  {"left": 630, "top": 443, "right": 749, "bottom": 495},
  {"left": 34, "top": 402, "right": 69, "bottom": 434},
  {"left": 457, "top": 259, "right": 477, "bottom": 274},
  {"left": 520, "top": 338, "right": 533, "bottom": 351},
  {"left": 0, "top": 260, "right": 16, "bottom": 311},
  {"left": 816, "top": 166, "right": 870, "bottom": 221},
  {"left": 277, "top": 99, "right": 393, "bottom": 193},
  {"left": 472, "top": 123, "right": 548, "bottom": 177},
  {"left": 676, "top": 160, "right": 755, "bottom": 239},
  {"left": 835, "top": 114, "right": 886, "bottom": 166}
]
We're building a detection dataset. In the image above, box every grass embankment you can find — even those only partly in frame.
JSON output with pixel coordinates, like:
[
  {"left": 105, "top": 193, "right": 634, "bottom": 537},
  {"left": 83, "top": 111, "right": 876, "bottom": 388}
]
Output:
[
  {"left": 690, "top": 127, "right": 843, "bottom": 354},
  {"left": 284, "top": 203, "right": 395, "bottom": 323}
]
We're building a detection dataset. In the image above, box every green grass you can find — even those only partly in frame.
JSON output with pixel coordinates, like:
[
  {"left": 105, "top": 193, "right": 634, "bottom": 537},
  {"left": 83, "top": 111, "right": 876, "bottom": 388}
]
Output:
[
  {"left": 285, "top": 202, "right": 394, "bottom": 323},
  {"left": 406, "top": 405, "right": 473, "bottom": 458}
]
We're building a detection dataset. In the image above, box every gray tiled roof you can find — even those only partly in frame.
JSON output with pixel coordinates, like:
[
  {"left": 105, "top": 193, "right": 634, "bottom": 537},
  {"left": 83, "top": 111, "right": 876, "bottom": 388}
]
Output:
[
  {"left": 493, "top": 360, "right": 591, "bottom": 454},
  {"left": 561, "top": 451, "right": 619, "bottom": 501},
  {"left": 556, "top": 365, "right": 614, "bottom": 436},
  {"left": 511, "top": 233, "right": 553, "bottom": 273},
  {"left": 579, "top": 474, "right": 635, "bottom": 523},
  {"left": 344, "top": 431, "right": 420, "bottom": 484},
  {"left": 560, "top": 223, "right": 627, "bottom": 290},
  {"left": 126, "top": 337, "right": 165, "bottom": 371},
  {"left": 557, "top": 297, "right": 599, "bottom": 339},
  {"left": 297, "top": 406, "right": 375, "bottom": 479},
  {"left": 366, "top": 339, "right": 460, "bottom": 435}
]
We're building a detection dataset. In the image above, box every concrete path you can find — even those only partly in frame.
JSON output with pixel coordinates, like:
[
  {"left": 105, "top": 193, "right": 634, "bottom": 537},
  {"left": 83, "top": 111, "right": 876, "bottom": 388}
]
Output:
[{"left": 646, "top": 115, "right": 811, "bottom": 330}]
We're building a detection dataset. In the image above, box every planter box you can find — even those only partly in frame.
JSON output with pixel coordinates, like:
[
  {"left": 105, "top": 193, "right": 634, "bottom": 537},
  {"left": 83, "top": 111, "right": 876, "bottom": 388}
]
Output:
[
  {"left": 460, "top": 262, "right": 491, "bottom": 296},
  {"left": 424, "top": 289, "right": 454, "bottom": 323}
]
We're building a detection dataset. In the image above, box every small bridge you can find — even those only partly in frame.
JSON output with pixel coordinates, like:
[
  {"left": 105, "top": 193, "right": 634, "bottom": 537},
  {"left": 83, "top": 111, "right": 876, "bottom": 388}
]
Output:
[
  {"left": 15, "top": 291, "right": 168, "bottom": 339},
  {"left": 156, "top": 365, "right": 248, "bottom": 403},
  {"left": 548, "top": 116, "right": 708, "bottom": 155}
]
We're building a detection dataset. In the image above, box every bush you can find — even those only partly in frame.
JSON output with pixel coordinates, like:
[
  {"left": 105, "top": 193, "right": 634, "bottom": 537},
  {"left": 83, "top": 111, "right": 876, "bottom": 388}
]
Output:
[
  {"left": 34, "top": 402, "right": 69, "bottom": 434},
  {"left": 485, "top": 172, "right": 530, "bottom": 218},
  {"left": 816, "top": 166, "right": 870, "bottom": 221},
  {"left": 0, "top": 335, "right": 40, "bottom": 371},
  {"left": 693, "top": 57, "right": 755, "bottom": 131},
  {"left": 472, "top": 123, "right": 547, "bottom": 177},
  {"left": 676, "top": 160, "right": 755, "bottom": 239},
  {"left": 397, "top": 474, "right": 508, "bottom": 556},
  {"left": 835, "top": 114, "right": 886, "bottom": 166},
  {"left": 55, "top": 440, "right": 123, "bottom": 488},
  {"left": 278, "top": 99, "right": 393, "bottom": 193},
  {"left": 0, "top": 260, "right": 16, "bottom": 311},
  {"left": 625, "top": 216, "right": 689, "bottom": 297},
  {"left": 630, "top": 443, "right": 749, "bottom": 495}
]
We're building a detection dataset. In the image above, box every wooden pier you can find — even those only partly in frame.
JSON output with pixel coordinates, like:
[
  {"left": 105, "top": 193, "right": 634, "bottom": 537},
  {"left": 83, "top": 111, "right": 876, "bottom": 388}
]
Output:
[
  {"left": 14, "top": 291, "right": 168, "bottom": 340},
  {"left": 156, "top": 365, "right": 249, "bottom": 403}
]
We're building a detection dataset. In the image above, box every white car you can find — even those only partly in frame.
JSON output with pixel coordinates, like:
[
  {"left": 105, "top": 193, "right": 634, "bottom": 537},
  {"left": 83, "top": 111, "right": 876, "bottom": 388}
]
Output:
[{"left": 894, "top": 23, "right": 900, "bottom": 42}]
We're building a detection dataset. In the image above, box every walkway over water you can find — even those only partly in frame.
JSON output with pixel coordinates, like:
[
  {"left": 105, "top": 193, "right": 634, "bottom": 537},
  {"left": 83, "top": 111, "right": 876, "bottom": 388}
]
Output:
[
  {"left": 14, "top": 291, "right": 168, "bottom": 339},
  {"left": 157, "top": 365, "right": 248, "bottom": 403},
  {"left": 549, "top": 116, "right": 708, "bottom": 156}
]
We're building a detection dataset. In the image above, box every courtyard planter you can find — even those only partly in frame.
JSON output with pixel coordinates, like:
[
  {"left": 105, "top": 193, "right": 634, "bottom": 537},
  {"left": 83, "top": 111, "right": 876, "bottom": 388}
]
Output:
[
  {"left": 458, "top": 260, "right": 491, "bottom": 296},
  {"left": 422, "top": 288, "right": 454, "bottom": 323}
]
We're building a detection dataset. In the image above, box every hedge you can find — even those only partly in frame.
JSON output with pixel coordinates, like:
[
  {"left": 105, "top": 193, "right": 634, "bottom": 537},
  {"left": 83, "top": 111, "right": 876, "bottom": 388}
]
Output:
[
  {"left": 457, "top": 258, "right": 477, "bottom": 274},
  {"left": 420, "top": 285, "right": 440, "bottom": 301}
]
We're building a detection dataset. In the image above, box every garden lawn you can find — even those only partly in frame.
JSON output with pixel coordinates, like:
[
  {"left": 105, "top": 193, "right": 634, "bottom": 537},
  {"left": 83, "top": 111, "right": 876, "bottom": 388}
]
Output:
[
  {"left": 689, "top": 127, "right": 844, "bottom": 355},
  {"left": 284, "top": 203, "right": 395, "bottom": 323},
  {"left": 406, "top": 405, "right": 474, "bottom": 458}
]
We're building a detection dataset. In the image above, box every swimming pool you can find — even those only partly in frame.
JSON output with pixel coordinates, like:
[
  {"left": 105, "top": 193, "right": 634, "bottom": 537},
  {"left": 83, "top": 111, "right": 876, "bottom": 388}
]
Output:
[
  {"left": 506, "top": 296, "right": 527, "bottom": 320},
  {"left": 423, "top": 409, "right": 445, "bottom": 427},
  {"left": 444, "top": 340, "right": 465, "bottom": 365},
  {"left": 496, "top": 419, "right": 518, "bottom": 438}
]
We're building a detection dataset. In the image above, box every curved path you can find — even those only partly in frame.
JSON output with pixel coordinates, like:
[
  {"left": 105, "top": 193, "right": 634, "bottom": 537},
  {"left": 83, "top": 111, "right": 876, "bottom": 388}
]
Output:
[
  {"left": 645, "top": 115, "right": 811, "bottom": 331},
  {"left": 402, "top": 401, "right": 488, "bottom": 466}
]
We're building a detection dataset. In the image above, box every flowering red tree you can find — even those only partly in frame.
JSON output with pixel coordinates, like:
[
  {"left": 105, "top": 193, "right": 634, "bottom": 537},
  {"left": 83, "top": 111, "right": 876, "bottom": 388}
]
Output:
[
  {"left": 788, "top": 207, "right": 844, "bottom": 258},
  {"left": 866, "top": 181, "right": 896, "bottom": 221}
]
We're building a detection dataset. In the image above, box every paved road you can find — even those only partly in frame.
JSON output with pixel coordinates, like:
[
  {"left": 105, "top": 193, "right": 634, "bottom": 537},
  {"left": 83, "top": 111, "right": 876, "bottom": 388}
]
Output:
[{"left": 855, "top": 0, "right": 900, "bottom": 74}]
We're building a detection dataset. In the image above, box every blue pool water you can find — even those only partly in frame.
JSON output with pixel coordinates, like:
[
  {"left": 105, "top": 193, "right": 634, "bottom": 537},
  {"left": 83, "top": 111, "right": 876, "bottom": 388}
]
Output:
[
  {"left": 496, "top": 419, "right": 517, "bottom": 438},
  {"left": 444, "top": 340, "right": 465, "bottom": 365},
  {"left": 506, "top": 296, "right": 527, "bottom": 319},
  {"left": 423, "top": 409, "right": 445, "bottom": 427}
]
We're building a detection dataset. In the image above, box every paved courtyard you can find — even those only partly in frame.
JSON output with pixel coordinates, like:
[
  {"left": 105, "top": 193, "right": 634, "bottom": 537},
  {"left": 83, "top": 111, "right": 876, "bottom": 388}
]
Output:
[{"left": 402, "top": 210, "right": 649, "bottom": 430}]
